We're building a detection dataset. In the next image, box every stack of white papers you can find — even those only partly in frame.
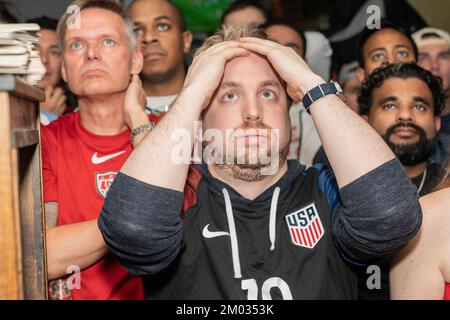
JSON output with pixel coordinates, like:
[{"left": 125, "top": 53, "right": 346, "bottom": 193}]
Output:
[{"left": 0, "top": 23, "right": 45, "bottom": 85}]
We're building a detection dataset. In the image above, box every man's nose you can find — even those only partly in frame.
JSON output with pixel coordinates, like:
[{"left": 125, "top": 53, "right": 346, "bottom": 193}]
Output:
[
  {"left": 40, "top": 48, "right": 48, "bottom": 64},
  {"left": 429, "top": 58, "right": 440, "bottom": 73},
  {"left": 397, "top": 106, "right": 414, "bottom": 122},
  {"left": 386, "top": 52, "right": 396, "bottom": 64},
  {"left": 86, "top": 43, "right": 100, "bottom": 60},
  {"left": 242, "top": 96, "right": 262, "bottom": 123},
  {"left": 142, "top": 29, "right": 158, "bottom": 46},
  {"left": 379, "top": 61, "right": 390, "bottom": 70}
]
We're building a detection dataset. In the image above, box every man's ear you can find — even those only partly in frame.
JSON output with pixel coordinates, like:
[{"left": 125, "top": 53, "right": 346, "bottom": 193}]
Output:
[
  {"left": 356, "top": 67, "right": 366, "bottom": 83},
  {"left": 182, "top": 30, "right": 193, "bottom": 55},
  {"left": 435, "top": 116, "right": 441, "bottom": 132},
  {"left": 61, "top": 60, "right": 67, "bottom": 82},
  {"left": 131, "top": 46, "right": 144, "bottom": 75}
]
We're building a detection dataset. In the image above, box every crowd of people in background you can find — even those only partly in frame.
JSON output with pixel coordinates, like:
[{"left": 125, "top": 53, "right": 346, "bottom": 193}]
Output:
[{"left": 0, "top": 0, "right": 449, "bottom": 300}]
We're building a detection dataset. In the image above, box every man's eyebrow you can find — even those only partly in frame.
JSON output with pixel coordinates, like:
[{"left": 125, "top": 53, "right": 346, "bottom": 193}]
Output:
[
  {"left": 393, "top": 44, "right": 412, "bottom": 51},
  {"left": 219, "top": 80, "right": 282, "bottom": 89},
  {"left": 413, "top": 96, "right": 431, "bottom": 106},
  {"left": 368, "top": 47, "right": 387, "bottom": 56},
  {"left": 286, "top": 43, "right": 301, "bottom": 50},
  {"left": 48, "top": 45, "right": 60, "bottom": 50},
  {"left": 133, "top": 16, "right": 172, "bottom": 24},
  {"left": 67, "top": 33, "right": 118, "bottom": 39},
  {"left": 219, "top": 81, "right": 241, "bottom": 89},
  {"left": 369, "top": 47, "right": 387, "bottom": 54},
  {"left": 154, "top": 16, "right": 173, "bottom": 22},
  {"left": 64, "top": 33, "right": 119, "bottom": 44},
  {"left": 378, "top": 96, "right": 398, "bottom": 105},
  {"left": 258, "top": 80, "right": 282, "bottom": 89}
]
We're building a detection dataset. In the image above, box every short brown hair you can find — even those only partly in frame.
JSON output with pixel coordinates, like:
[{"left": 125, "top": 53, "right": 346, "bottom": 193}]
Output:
[
  {"left": 194, "top": 23, "right": 266, "bottom": 58},
  {"left": 57, "top": 0, "right": 136, "bottom": 51}
]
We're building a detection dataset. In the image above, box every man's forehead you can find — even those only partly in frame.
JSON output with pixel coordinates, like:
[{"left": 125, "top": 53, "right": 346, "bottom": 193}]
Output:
[
  {"left": 221, "top": 53, "right": 284, "bottom": 87},
  {"left": 366, "top": 28, "right": 412, "bottom": 49},
  {"left": 129, "top": 0, "right": 178, "bottom": 21},
  {"left": 420, "top": 43, "right": 450, "bottom": 53},
  {"left": 66, "top": 8, "right": 124, "bottom": 38},
  {"left": 375, "top": 77, "right": 432, "bottom": 97},
  {"left": 266, "top": 25, "right": 300, "bottom": 39},
  {"left": 38, "top": 29, "right": 57, "bottom": 41}
]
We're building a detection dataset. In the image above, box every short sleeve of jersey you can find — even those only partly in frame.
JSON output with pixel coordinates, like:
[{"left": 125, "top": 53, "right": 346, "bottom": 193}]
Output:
[{"left": 41, "top": 124, "right": 58, "bottom": 203}]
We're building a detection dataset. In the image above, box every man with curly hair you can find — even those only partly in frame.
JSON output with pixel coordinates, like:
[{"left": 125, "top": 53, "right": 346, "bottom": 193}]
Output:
[{"left": 359, "top": 62, "right": 446, "bottom": 197}]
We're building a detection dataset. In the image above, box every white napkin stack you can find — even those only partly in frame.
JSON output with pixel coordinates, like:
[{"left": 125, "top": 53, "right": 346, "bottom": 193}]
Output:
[{"left": 0, "top": 23, "right": 45, "bottom": 85}]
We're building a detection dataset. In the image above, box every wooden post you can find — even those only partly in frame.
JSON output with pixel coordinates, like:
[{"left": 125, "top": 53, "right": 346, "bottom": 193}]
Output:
[{"left": 0, "top": 75, "right": 47, "bottom": 300}]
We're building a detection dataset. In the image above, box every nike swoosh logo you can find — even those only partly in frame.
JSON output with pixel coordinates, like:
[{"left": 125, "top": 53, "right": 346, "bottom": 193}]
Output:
[
  {"left": 91, "top": 151, "right": 126, "bottom": 165},
  {"left": 202, "top": 224, "right": 230, "bottom": 239}
]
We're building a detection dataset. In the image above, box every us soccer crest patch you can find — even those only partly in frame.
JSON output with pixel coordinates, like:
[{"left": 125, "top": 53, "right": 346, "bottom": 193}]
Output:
[
  {"left": 96, "top": 171, "right": 117, "bottom": 198},
  {"left": 285, "top": 203, "right": 324, "bottom": 249}
]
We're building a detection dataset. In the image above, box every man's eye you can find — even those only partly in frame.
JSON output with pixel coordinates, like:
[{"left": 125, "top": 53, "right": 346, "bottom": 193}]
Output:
[
  {"left": 49, "top": 49, "right": 62, "bottom": 57},
  {"left": 157, "top": 23, "right": 169, "bottom": 31},
  {"left": 70, "top": 41, "right": 83, "bottom": 50},
  {"left": 396, "top": 50, "right": 410, "bottom": 60},
  {"left": 134, "top": 28, "right": 144, "bottom": 37},
  {"left": 103, "top": 39, "right": 115, "bottom": 47},
  {"left": 372, "top": 53, "right": 386, "bottom": 62},
  {"left": 418, "top": 55, "right": 429, "bottom": 63},
  {"left": 414, "top": 104, "right": 426, "bottom": 111},
  {"left": 382, "top": 104, "right": 397, "bottom": 110},
  {"left": 439, "top": 52, "right": 450, "bottom": 60},
  {"left": 260, "top": 90, "right": 275, "bottom": 100},
  {"left": 222, "top": 92, "right": 238, "bottom": 102}
]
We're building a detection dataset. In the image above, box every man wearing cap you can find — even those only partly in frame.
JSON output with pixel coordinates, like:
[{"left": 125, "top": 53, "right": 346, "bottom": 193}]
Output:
[
  {"left": 413, "top": 27, "right": 450, "bottom": 165},
  {"left": 338, "top": 61, "right": 361, "bottom": 114}
]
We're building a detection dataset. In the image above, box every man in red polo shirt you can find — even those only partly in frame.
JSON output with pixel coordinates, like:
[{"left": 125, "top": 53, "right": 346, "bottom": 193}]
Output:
[{"left": 42, "top": 0, "right": 154, "bottom": 299}]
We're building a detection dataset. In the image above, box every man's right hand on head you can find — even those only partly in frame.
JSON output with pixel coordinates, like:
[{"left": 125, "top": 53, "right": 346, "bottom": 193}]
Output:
[
  {"left": 40, "top": 86, "right": 67, "bottom": 116},
  {"left": 183, "top": 41, "right": 250, "bottom": 110}
]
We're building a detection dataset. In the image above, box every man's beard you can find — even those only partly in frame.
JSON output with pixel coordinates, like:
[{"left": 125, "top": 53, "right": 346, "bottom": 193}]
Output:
[
  {"left": 382, "top": 121, "right": 437, "bottom": 166},
  {"left": 203, "top": 124, "right": 290, "bottom": 182}
]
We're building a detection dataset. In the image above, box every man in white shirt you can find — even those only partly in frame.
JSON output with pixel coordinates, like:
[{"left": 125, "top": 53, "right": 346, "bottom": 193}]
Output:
[{"left": 127, "top": 0, "right": 192, "bottom": 115}]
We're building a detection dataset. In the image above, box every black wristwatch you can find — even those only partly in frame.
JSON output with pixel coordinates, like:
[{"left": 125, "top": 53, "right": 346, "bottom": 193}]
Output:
[{"left": 302, "top": 80, "right": 343, "bottom": 113}]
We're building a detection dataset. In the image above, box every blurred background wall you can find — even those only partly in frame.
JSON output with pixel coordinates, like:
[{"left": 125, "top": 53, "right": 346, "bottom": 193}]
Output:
[
  {"left": 408, "top": 0, "right": 450, "bottom": 33},
  {"left": 6, "top": 0, "right": 448, "bottom": 34}
]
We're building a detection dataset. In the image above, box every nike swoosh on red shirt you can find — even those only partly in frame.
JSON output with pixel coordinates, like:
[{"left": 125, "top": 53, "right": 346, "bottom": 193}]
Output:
[{"left": 91, "top": 151, "right": 126, "bottom": 165}]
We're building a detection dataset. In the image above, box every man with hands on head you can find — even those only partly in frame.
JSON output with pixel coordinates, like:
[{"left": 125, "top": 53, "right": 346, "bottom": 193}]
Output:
[
  {"left": 99, "top": 25, "right": 422, "bottom": 299},
  {"left": 42, "top": 0, "right": 158, "bottom": 300}
]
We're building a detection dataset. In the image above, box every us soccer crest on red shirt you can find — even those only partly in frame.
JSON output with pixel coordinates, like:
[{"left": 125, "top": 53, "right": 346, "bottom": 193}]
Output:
[
  {"left": 96, "top": 171, "right": 118, "bottom": 198},
  {"left": 285, "top": 203, "right": 325, "bottom": 249}
]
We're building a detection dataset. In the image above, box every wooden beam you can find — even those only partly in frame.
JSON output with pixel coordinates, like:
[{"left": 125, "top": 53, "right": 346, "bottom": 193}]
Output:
[{"left": 0, "top": 92, "right": 24, "bottom": 300}]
